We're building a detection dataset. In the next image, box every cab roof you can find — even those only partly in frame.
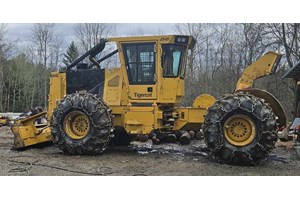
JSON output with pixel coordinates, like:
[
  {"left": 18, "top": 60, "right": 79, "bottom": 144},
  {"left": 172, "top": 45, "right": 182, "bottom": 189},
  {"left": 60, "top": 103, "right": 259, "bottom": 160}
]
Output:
[{"left": 108, "top": 35, "right": 196, "bottom": 49}]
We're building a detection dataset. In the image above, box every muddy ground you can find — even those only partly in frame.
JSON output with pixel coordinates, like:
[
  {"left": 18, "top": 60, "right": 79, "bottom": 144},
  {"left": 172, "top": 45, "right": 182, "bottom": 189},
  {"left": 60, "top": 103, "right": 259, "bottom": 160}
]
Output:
[{"left": 0, "top": 126, "right": 300, "bottom": 176}]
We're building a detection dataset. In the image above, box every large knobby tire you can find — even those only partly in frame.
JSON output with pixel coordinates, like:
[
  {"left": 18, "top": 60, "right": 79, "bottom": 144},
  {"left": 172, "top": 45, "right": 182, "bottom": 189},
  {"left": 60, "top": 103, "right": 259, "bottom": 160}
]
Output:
[
  {"left": 51, "top": 91, "right": 113, "bottom": 155},
  {"left": 203, "top": 93, "right": 278, "bottom": 165}
]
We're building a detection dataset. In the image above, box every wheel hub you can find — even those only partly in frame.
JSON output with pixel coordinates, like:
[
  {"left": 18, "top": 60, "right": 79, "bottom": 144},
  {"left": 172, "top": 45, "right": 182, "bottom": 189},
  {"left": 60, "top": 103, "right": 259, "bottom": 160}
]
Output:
[
  {"left": 223, "top": 114, "right": 256, "bottom": 146},
  {"left": 64, "top": 111, "right": 90, "bottom": 140}
]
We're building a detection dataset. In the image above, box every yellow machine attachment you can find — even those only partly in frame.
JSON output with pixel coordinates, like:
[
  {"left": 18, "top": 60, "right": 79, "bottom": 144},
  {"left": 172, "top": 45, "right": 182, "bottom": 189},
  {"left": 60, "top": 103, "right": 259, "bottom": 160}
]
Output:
[
  {"left": 10, "top": 112, "right": 52, "bottom": 149},
  {"left": 0, "top": 115, "right": 10, "bottom": 127},
  {"left": 47, "top": 72, "right": 66, "bottom": 120},
  {"left": 235, "top": 51, "right": 282, "bottom": 91},
  {"left": 234, "top": 51, "right": 286, "bottom": 128},
  {"left": 10, "top": 71, "right": 66, "bottom": 149}
]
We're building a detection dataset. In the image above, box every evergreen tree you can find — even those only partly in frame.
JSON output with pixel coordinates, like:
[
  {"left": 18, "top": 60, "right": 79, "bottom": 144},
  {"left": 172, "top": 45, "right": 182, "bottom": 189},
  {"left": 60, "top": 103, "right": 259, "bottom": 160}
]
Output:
[{"left": 63, "top": 41, "right": 79, "bottom": 67}]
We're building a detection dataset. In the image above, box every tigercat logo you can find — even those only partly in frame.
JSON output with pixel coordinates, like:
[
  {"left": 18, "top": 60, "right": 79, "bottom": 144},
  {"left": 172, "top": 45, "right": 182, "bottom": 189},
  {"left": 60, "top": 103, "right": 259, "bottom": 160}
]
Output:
[{"left": 134, "top": 93, "right": 152, "bottom": 98}]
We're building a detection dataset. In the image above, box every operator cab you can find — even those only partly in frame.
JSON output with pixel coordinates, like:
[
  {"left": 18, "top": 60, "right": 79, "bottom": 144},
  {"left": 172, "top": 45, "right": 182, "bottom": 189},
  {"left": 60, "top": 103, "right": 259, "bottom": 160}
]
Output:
[
  {"left": 109, "top": 35, "right": 195, "bottom": 104},
  {"left": 63, "top": 35, "right": 195, "bottom": 104}
]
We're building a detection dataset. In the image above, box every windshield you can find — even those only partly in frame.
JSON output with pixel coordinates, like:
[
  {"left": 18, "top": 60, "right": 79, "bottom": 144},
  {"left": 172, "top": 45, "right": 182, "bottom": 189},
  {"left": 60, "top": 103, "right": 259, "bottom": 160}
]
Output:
[{"left": 162, "top": 45, "right": 187, "bottom": 77}]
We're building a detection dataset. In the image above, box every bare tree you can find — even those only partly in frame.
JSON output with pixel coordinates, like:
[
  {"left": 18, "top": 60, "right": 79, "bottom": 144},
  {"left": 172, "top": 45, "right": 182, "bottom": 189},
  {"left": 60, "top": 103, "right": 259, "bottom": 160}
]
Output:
[
  {"left": 264, "top": 23, "right": 300, "bottom": 119},
  {"left": 74, "top": 23, "right": 116, "bottom": 52},
  {"left": 49, "top": 33, "right": 65, "bottom": 71},
  {"left": 266, "top": 23, "right": 300, "bottom": 68},
  {"left": 0, "top": 24, "right": 8, "bottom": 111},
  {"left": 0, "top": 24, "right": 7, "bottom": 43},
  {"left": 240, "top": 23, "right": 268, "bottom": 66},
  {"left": 175, "top": 23, "right": 205, "bottom": 104},
  {"left": 30, "top": 23, "right": 56, "bottom": 108},
  {"left": 174, "top": 23, "right": 275, "bottom": 105},
  {"left": 31, "top": 23, "right": 55, "bottom": 67}
]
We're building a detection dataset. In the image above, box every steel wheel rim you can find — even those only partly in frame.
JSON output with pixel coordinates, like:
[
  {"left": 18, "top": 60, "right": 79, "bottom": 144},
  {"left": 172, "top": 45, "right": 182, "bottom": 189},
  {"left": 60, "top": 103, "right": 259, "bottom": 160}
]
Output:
[
  {"left": 223, "top": 114, "right": 256, "bottom": 146},
  {"left": 64, "top": 111, "right": 90, "bottom": 140}
]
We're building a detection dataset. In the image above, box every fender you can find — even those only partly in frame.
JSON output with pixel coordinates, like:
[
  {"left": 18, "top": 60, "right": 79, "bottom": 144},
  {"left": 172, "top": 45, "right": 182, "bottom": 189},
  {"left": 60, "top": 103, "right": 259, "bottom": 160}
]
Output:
[{"left": 237, "top": 88, "right": 286, "bottom": 128}]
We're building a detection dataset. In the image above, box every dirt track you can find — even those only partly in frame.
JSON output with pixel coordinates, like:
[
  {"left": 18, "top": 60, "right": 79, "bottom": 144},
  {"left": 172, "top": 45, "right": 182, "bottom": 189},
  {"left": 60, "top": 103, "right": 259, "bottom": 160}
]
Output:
[{"left": 1, "top": 126, "right": 300, "bottom": 176}]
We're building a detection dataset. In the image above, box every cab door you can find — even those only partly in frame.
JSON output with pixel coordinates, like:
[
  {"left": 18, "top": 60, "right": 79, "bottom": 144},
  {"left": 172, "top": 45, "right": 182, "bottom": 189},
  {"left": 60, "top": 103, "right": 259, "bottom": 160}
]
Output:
[{"left": 123, "top": 42, "right": 157, "bottom": 101}]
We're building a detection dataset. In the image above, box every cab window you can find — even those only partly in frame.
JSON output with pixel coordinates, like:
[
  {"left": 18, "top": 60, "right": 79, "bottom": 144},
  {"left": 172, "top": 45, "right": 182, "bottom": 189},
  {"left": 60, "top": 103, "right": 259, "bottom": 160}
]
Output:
[
  {"left": 162, "top": 45, "right": 187, "bottom": 77},
  {"left": 123, "top": 43, "right": 156, "bottom": 84}
]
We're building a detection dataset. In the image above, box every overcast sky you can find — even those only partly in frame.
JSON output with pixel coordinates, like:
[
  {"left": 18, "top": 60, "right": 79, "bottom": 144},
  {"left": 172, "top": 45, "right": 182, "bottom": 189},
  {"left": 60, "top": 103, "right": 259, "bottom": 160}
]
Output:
[{"left": 6, "top": 23, "right": 176, "bottom": 45}]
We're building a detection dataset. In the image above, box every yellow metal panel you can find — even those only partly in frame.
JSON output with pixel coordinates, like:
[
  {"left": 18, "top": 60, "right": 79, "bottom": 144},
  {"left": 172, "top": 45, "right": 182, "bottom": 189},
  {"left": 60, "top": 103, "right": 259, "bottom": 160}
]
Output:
[
  {"left": 128, "top": 85, "right": 157, "bottom": 100},
  {"left": 188, "top": 109, "right": 206, "bottom": 123},
  {"left": 177, "top": 79, "right": 185, "bottom": 97},
  {"left": 108, "top": 35, "right": 195, "bottom": 48},
  {"left": 22, "top": 127, "right": 52, "bottom": 147},
  {"left": 0, "top": 118, "right": 8, "bottom": 126},
  {"left": 110, "top": 105, "right": 127, "bottom": 127},
  {"left": 192, "top": 94, "right": 216, "bottom": 109},
  {"left": 18, "top": 126, "right": 32, "bottom": 140},
  {"left": 11, "top": 119, "right": 52, "bottom": 149},
  {"left": 105, "top": 88, "right": 119, "bottom": 103},
  {"left": 157, "top": 111, "right": 163, "bottom": 120},
  {"left": 235, "top": 51, "right": 282, "bottom": 91},
  {"left": 174, "top": 108, "right": 206, "bottom": 131},
  {"left": 124, "top": 107, "right": 155, "bottom": 135},
  {"left": 160, "top": 78, "right": 178, "bottom": 100},
  {"left": 47, "top": 72, "right": 66, "bottom": 119},
  {"left": 104, "top": 68, "right": 124, "bottom": 106}
]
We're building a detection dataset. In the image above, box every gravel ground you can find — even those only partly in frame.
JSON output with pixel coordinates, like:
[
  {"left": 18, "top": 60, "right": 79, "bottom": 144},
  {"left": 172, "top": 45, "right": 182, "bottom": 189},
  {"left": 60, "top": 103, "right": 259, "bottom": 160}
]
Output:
[{"left": 1, "top": 126, "right": 300, "bottom": 176}]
